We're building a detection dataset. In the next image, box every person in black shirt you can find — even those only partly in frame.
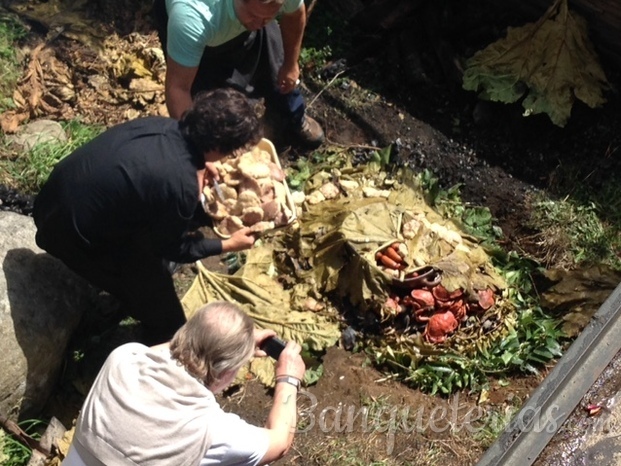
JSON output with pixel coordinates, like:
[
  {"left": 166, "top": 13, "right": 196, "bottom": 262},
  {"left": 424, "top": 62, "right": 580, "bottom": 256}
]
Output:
[{"left": 33, "top": 88, "right": 262, "bottom": 344}]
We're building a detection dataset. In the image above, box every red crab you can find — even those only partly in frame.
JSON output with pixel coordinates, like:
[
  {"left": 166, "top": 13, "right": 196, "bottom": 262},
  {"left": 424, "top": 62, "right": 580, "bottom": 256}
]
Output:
[
  {"left": 447, "top": 298, "right": 468, "bottom": 321},
  {"left": 423, "top": 310, "right": 458, "bottom": 343},
  {"left": 410, "top": 289, "right": 435, "bottom": 308}
]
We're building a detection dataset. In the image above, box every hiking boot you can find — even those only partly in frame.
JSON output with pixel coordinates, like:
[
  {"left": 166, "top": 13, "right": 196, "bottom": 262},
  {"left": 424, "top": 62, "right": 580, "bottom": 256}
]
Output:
[{"left": 292, "top": 115, "right": 325, "bottom": 148}]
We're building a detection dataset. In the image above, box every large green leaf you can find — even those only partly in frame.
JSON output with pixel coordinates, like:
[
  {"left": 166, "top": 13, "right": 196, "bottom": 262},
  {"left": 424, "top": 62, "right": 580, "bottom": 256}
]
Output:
[{"left": 463, "top": 0, "right": 609, "bottom": 127}]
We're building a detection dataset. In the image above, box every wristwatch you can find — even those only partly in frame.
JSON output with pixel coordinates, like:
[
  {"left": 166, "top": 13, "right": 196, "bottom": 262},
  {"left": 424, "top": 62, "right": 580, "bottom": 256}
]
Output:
[{"left": 276, "top": 375, "right": 301, "bottom": 390}]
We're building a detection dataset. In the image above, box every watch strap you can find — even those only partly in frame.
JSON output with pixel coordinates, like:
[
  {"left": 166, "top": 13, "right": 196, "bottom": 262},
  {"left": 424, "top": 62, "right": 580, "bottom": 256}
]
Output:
[{"left": 276, "top": 375, "right": 301, "bottom": 390}]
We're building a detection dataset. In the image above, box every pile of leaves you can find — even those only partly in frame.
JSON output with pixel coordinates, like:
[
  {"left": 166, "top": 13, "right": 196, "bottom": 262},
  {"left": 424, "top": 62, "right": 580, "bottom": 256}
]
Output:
[
  {"left": 281, "top": 153, "right": 569, "bottom": 395},
  {"left": 1, "top": 0, "right": 164, "bottom": 133}
]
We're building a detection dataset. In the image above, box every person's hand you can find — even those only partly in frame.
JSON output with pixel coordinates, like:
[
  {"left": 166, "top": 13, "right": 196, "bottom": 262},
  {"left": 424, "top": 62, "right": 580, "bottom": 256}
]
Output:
[
  {"left": 221, "top": 227, "right": 256, "bottom": 252},
  {"left": 254, "top": 328, "right": 278, "bottom": 357},
  {"left": 274, "top": 340, "right": 305, "bottom": 381},
  {"left": 204, "top": 162, "right": 220, "bottom": 182},
  {"left": 277, "top": 63, "right": 300, "bottom": 94}
]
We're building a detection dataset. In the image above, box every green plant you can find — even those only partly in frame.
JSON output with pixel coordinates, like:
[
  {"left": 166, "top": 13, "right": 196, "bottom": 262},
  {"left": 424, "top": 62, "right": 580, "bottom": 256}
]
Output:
[
  {"left": 406, "top": 356, "right": 489, "bottom": 396},
  {"left": 3, "top": 119, "right": 104, "bottom": 193},
  {"left": 299, "top": 45, "right": 333, "bottom": 76},
  {"left": 0, "top": 419, "right": 45, "bottom": 466},
  {"left": 420, "top": 169, "right": 503, "bottom": 244},
  {"left": 0, "top": 13, "right": 27, "bottom": 111},
  {"left": 285, "top": 148, "right": 348, "bottom": 190}
]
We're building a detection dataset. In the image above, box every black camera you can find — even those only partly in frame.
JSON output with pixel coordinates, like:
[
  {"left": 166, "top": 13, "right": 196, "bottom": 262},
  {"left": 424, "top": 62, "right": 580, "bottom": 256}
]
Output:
[{"left": 260, "top": 337, "right": 287, "bottom": 359}]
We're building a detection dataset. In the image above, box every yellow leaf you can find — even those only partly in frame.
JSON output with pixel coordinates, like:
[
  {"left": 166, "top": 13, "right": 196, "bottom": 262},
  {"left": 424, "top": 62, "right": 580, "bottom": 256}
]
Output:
[{"left": 463, "top": 0, "right": 609, "bottom": 127}]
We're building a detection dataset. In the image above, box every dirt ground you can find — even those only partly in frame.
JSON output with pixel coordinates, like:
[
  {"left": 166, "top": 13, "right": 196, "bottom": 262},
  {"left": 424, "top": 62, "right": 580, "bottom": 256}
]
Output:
[{"left": 2, "top": 0, "right": 621, "bottom": 464}]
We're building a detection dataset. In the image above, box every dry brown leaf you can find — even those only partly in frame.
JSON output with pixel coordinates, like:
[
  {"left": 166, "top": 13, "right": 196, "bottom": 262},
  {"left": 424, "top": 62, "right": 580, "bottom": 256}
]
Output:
[{"left": 0, "top": 111, "right": 29, "bottom": 133}]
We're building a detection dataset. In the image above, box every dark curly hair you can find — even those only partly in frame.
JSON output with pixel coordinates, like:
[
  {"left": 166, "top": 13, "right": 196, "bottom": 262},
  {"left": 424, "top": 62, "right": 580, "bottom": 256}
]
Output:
[{"left": 179, "top": 88, "right": 262, "bottom": 154}]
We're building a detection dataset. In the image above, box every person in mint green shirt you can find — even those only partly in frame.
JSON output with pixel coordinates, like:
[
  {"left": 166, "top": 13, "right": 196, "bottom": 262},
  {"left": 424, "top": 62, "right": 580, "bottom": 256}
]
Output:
[{"left": 152, "top": 0, "right": 325, "bottom": 148}]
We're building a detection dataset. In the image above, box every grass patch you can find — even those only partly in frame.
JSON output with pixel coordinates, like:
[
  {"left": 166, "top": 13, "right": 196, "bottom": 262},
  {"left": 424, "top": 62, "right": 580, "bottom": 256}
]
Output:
[
  {"left": 2, "top": 119, "right": 104, "bottom": 194},
  {"left": 528, "top": 194, "right": 621, "bottom": 271},
  {"left": 0, "top": 13, "right": 28, "bottom": 112},
  {"left": 0, "top": 419, "right": 45, "bottom": 466},
  {"left": 472, "top": 405, "right": 520, "bottom": 449}
]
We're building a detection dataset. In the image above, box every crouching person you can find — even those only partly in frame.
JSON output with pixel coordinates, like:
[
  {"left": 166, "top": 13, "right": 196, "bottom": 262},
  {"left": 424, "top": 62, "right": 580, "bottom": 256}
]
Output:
[{"left": 62, "top": 301, "right": 306, "bottom": 466}]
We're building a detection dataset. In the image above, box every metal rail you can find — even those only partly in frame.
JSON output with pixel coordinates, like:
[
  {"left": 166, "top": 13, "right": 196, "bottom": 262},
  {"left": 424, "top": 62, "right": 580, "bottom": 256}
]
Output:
[{"left": 476, "top": 282, "right": 621, "bottom": 466}]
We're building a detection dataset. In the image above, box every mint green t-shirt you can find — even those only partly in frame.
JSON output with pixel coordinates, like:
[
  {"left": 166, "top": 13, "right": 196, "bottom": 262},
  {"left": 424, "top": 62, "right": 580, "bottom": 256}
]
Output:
[{"left": 166, "top": 0, "right": 303, "bottom": 67}]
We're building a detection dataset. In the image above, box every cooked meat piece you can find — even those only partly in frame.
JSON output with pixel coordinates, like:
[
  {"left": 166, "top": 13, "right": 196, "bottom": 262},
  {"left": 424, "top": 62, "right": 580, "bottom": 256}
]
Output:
[
  {"left": 238, "top": 176, "right": 262, "bottom": 197},
  {"left": 261, "top": 200, "right": 281, "bottom": 220},
  {"left": 362, "top": 187, "right": 390, "bottom": 198},
  {"left": 207, "top": 201, "right": 229, "bottom": 221},
  {"left": 218, "top": 215, "right": 244, "bottom": 235},
  {"left": 274, "top": 203, "right": 293, "bottom": 226},
  {"left": 306, "top": 190, "right": 326, "bottom": 205},
  {"left": 259, "top": 181, "right": 275, "bottom": 203},
  {"left": 218, "top": 184, "right": 236, "bottom": 201},
  {"left": 290, "top": 190, "right": 306, "bottom": 205},
  {"left": 223, "top": 171, "right": 243, "bottom": 186},
  {"left": 236, "top": 190, "right": 261, "bottom": 210},
  {"left": 402, "top": 218, "right": 422, "bottom": 239},
  {"left": 224, "top": 198, "right": 241, "bottom": 216},
  {"left": 237, "top": 152, "right": 271, "bottom": 178},
  {"left": 319, "top": 182, "right": 340, "bottom": 199},
  {"left": 255, "top": 148, "right": 272, "bottom": 164},
  {"left": 213, "top": 161, "right": 235, "bottom": 179},
  {"left": 268, "top": 162, "right": 285, "bottom": 182},
  {"left": 338, "top": 179, "right": 360, "bottom": 195},
  {"left": 249, "top": 220, "right": 275, "bottom": 233},
  {"left": 241, "top": 206, "right": 264, "bottom": 226}
]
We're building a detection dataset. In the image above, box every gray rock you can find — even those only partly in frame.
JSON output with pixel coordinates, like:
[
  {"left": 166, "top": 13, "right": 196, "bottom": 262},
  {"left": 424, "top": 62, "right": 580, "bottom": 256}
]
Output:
[
  {"left": 0, "top": 211, "right": 96, "bottom": 420},
  {"left": 6, "top": 120, "right": 67, "bottom": 151}
]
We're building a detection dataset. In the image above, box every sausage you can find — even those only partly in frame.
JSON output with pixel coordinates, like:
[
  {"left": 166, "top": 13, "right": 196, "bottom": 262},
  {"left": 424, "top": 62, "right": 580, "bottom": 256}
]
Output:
[
  {"left": 383, "top": 245, "right": 403, "bottom": 263},
  {"left": 377, "top": 252, "right": 401, "bottom": 269}
]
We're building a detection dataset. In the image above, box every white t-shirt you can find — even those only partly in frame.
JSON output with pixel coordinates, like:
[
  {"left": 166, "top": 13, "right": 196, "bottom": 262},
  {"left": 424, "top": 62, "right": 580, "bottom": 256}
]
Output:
[
  {"left": 62, "top": 343, "right": 269, "bottom": 466},
  {"left": 63, "top": 413, "right": 268, "bottom": 466}
]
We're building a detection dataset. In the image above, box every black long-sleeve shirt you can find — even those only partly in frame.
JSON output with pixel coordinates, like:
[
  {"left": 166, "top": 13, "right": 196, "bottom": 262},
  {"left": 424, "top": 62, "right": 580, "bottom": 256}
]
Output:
[{"left": 33, "top": 117, "right": 222, "bottom": 263}]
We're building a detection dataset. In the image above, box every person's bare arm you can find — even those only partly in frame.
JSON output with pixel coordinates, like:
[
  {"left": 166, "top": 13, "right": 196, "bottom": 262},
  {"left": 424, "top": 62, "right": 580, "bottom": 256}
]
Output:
[
  {"left": 165, "top": 57, "right": 198, "bottom": 119},
  {"left": 277, "top": 6, "right": 306, "bottom": 94},
  {"left": 259, "top": 341, "right": 305, "bottom": 464},
  {"left": 221, "top": 227, "right": 257, "bottom": 252}
]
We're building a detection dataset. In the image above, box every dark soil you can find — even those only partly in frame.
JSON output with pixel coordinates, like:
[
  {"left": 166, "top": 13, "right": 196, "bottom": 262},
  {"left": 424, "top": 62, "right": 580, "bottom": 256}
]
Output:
[{"left": 2, "top": 0, "right": 621, "bottom": 464}]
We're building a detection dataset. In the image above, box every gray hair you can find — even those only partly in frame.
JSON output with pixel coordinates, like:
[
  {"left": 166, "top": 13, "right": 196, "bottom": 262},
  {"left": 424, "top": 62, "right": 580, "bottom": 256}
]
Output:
[{"left": 169, "top": 302, "right": 255, "bottom": 387}]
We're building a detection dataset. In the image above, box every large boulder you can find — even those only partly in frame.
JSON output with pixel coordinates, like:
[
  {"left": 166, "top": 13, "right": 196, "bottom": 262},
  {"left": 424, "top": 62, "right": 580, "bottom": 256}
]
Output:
[{"left": 0, "top": 211, "right": 97, "bottom": 420}]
